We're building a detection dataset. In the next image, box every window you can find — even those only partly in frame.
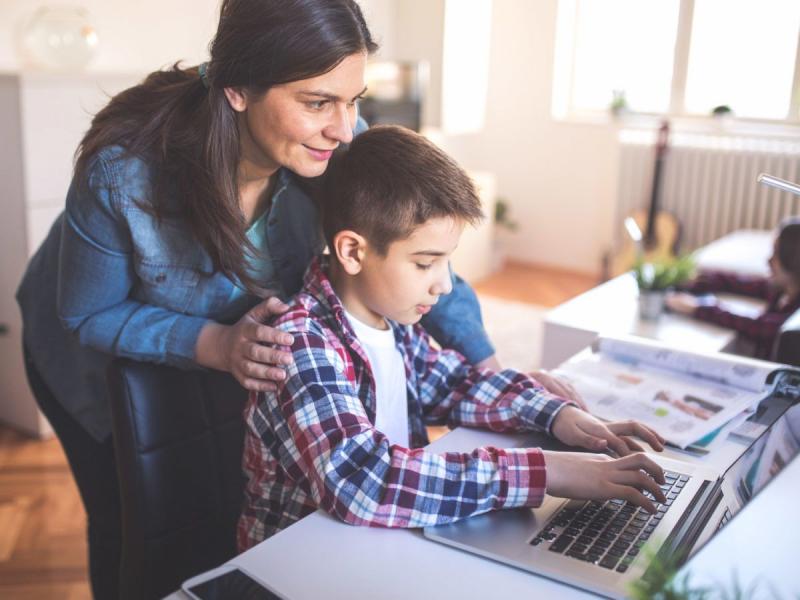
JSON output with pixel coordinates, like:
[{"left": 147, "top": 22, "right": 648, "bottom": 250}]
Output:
[
  {"left": 442, "top": 0, "right": 493, "bottom": 134},
  {"left": 554, "top": 0, "right": 800, "bottom": 122}
]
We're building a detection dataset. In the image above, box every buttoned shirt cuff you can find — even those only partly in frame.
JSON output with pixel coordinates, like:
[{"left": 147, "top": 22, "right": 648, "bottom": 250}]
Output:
[
  {"left": 166, "top": 314, "right": 211, "bottom": 369},
  {"left": 502, "top": 447, "right": 548, "bottom": 508}
]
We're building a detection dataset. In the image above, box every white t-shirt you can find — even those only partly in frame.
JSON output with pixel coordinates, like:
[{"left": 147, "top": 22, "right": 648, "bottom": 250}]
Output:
[{"left": 344, "top": 309, "right": 410, "bottom": 446}]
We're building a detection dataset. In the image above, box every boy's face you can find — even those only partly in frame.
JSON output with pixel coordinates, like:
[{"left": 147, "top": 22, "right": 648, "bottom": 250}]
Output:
[{"left": 347, "top": 216, "right": 464, "bottom": 327}]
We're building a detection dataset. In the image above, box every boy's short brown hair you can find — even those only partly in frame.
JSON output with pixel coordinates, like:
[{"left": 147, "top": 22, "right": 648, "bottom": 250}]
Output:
[{"left": 322, "top": 125, "right": 483, "bottom": 254}]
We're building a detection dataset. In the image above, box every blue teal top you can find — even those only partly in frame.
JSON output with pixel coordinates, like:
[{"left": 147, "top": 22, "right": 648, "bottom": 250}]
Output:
[{"left": 17, "top": 135, "right": 494, "bottom": 441}]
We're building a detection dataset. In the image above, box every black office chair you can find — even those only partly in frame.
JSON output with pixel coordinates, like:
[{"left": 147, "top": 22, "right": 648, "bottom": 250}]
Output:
[
  {"left": 107, "top": 359, "right": 248, "bottom": 600},
  {"left": 775, "top": 307, "right": 800, "bottom": 367}
]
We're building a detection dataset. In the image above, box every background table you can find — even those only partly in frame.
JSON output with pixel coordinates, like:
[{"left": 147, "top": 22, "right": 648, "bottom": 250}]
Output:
[{"left": 540, "top": 230, "right": 772, "bottom": 370}]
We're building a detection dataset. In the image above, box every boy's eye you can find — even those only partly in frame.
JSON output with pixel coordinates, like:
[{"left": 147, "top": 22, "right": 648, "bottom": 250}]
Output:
[
  {"left": 415, "top": 263, "right": 433, "bottom": 271},
  {"left": 307, "top": 100, "right": 329, "bottom": 110}
]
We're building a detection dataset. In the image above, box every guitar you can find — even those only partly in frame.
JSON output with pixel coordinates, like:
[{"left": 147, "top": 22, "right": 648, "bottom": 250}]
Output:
[{"left": 608, "top": 120, "right": 681, "bottom": 277}]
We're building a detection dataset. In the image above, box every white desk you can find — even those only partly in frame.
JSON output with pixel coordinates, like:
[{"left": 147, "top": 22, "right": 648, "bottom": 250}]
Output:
[
  {"left": 170, "top": 429, "right": 599, "bottom": 600},
  {"left": 167, "top": 422, "right": 799, "bottom": 600}
]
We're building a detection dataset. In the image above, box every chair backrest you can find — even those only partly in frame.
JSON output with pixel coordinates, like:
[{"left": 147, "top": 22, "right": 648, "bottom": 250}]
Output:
[
  {"left": 107, "top": 359, "right": 248, "bottom": 600},
  {"left": 774, "top": 307, "right": 800, "bottom": 367}
]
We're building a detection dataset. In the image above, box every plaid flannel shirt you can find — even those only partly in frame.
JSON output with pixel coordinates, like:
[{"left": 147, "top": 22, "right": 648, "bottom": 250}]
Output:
[
  {"left": 687, "top": 271, "right": 800, "bottom": 358},
  {"left": 237, "top": 257, "right": 572, "bottom": 550}
]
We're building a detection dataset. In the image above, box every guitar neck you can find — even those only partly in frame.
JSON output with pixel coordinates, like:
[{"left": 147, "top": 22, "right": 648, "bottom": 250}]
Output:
[{"left": 645, "top": 121, "right": 670, "bottom": 248}]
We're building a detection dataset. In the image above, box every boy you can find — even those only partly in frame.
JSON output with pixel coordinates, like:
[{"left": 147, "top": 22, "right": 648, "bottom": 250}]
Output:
[{"left": 238, "top": 126, "right": 667, "bottom": 550}]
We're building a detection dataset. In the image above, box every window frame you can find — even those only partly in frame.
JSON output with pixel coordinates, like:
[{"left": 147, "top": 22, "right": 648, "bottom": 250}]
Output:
[{"left": 554, "top": 0, "right": 800, "bottom": 126}]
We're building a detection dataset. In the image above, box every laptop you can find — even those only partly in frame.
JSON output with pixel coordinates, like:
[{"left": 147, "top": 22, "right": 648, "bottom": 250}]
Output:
[{"left": 423, "top": 370, "right": 800, "bottom": 599}]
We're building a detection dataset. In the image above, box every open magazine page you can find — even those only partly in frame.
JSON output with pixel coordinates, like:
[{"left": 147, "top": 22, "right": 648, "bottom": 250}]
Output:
[
  {"left": 596, "top": 337, "right": 775, "bottom": 393},
  {"left": 553, "top": 351, "right": 767, "bottom": 448}
]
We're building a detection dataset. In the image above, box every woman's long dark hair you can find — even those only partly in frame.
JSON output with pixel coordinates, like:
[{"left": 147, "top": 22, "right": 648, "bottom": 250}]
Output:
[{"left": 75, "top": 0, "right": 377, "bottom": 292}]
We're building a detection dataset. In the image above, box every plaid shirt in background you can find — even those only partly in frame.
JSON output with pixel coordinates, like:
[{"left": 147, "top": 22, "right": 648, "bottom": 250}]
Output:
[
  {"left": 237, "top": 256, "right": 572, "bottom": 551},
  {"left": 686, "top": 271, "right": 800, "bottom": 359}
]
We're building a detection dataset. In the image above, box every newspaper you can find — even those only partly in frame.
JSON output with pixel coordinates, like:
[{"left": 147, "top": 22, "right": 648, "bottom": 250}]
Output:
[{"left": 553, "top": 337, "right": 778, "bottom": 448}]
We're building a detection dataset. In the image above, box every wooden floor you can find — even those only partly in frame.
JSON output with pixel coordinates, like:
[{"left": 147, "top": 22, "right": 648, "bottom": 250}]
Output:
[{"left": 0, "top": 260, "right": 596, "bottom": 599}]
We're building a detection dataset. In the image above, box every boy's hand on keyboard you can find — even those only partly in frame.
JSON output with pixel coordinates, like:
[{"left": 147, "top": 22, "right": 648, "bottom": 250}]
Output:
[
  {"left": 551, "top": 406, "right": 666, "bottom": 456},
  {"left": 542, "top": 451, "right": 667, "bottom": 513}
]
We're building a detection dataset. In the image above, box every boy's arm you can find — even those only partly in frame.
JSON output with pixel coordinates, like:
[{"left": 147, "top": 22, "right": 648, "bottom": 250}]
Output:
[
  {"left": 257, "top": 328, "right": 548, "bottom": 529},
  {"left": 686, "top": 271, "right": 770, "bottom": 299},
  {"left": 411, "top": 325, "right": 575, "bottom": 434},
  {"left": 693, "top": 304, "right": 788, "bottom": 342}
]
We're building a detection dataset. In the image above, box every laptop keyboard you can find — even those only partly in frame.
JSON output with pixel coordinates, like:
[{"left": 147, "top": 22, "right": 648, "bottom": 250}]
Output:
[
  {"left": 717, "top": 507, "right": 733, "bottom": 531},
  {"left": 530, "top": 470, "right": 689, "bottom": 574}
]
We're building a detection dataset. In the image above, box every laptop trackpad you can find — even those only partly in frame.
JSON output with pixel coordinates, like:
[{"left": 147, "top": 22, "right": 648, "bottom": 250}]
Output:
[{"left": 425, "top": 497, "right": 564, "bottom": 558}]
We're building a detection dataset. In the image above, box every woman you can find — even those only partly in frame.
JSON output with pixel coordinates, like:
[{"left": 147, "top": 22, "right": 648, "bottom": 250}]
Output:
[{"left": 16, "top": 1, "right": 502, "bottom": 597}]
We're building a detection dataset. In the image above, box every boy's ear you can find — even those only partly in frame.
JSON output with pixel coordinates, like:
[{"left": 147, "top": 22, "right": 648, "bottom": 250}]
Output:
[
  {"left": 223, "top": 87, "right": 248, "bottom": 112},
  {"left": 333, "top": 230, "right": 367, "bottom": 275}
]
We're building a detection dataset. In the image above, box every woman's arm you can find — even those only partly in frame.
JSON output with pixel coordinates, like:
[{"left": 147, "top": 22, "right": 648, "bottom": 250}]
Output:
[
  {"left": 421, "top": 270, "right": 495, "bottom": 364},
  {"left": 57, "top": 151, "right": 293, "bottom": 383},
  {"left": 56, "top": 153, "right": 208, "bottom": 368}
]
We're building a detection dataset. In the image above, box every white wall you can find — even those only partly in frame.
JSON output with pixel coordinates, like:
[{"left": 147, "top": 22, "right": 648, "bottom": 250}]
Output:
[
  {"left": 0, "top": 0, "right": 614, "bottom": 275},
  {"left": 387, "top": 0, "right": 619, "bottom": 276},
  {"left": 0, "top": 1, "right": 395, "bottom": 74},
  {"left": 0, "top": 1, "right": 221, "bottom": 73}
]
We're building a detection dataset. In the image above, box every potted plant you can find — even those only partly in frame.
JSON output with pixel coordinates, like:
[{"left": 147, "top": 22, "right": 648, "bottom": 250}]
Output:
[
  {"left": 633, "top": 254, "right": 695, "bottom": 320},
  {"left": 610, "top": 89, "right": 629, "bottom": 117},
  {"left": 491, "top": 197, "right": 518, "bottom": 271}
]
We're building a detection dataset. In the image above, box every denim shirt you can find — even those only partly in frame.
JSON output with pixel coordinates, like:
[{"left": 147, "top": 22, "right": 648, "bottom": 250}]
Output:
[{"left": 17, "top": 146, "right": 494, "bottom": 442}]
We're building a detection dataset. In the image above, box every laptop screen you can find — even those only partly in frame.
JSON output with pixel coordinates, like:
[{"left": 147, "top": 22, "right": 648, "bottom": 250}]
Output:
[{"left": 721, "top": 400, "right": 800, "bottom": 511}]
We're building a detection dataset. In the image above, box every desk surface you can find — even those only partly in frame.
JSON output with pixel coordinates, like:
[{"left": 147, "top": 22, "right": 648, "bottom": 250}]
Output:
[
  {"left": 172, "top": 429, "right": 600, "bottom": 600},
  {"left": 169, "top": 425, "right": 799, "bottom": 600}
]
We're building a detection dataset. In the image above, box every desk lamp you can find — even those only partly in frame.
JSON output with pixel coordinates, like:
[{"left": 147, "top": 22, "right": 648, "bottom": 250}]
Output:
[{"left": 758, "top": 173, "right": 800, "bottom": 197}]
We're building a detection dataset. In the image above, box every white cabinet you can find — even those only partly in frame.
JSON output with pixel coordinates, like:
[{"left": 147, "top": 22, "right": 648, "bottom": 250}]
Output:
[
  {"left": 449, "top": 171, "right": 496, "bottom": 284},
  {"left": 0, "top": 71, "right": 141, "bottom": 437}
]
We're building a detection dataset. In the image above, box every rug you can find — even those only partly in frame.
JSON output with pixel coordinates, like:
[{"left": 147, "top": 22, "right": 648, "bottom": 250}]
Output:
[{"left": 476, "top": 294, "right": 547, "bottom": 372}]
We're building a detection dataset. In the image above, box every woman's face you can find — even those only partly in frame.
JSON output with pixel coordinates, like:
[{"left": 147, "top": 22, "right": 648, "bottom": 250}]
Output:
[{"left": 226, "top": 52, "right": 368, "bottom": 180}]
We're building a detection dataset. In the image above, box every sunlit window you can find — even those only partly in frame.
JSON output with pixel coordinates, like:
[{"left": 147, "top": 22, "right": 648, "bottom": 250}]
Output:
[
  {"left": 441, "top": 0, "right": 493, "bottom": 134},
  {"left": 562, "top": 0, "right": 680, "bottom": 114},
  {"left": 555, "top": 0, "right": 800, "bottom": 121},
  {"left": 684, "top": 0, "right": 800, "bottom": 119}
]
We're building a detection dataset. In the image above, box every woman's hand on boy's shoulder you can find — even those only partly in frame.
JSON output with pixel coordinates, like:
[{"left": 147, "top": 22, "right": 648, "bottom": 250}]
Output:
[
  {"left": 196, "top": 296, "right": 296, "bottom": 391},
  {"left": 551, "top": 406, "right": 666, "bottom": 456}
]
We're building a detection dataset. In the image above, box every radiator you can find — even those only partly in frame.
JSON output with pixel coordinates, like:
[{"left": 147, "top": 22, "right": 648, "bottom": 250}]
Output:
[{"left": 616, "top": 129, "right": 800, "bottom": 251}]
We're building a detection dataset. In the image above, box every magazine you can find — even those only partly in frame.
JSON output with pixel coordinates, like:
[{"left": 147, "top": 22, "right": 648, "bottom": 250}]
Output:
[{"left": 553, "top": 336, "right": 784, "bottom": 448}]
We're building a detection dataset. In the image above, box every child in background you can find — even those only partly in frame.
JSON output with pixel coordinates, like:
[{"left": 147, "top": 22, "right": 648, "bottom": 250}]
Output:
[
  {"left": 666, "top": 217, "right": 800, "bottom": 359},
  {"left": 238, "top": 126, "right": 667, "bottom": 550}
]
